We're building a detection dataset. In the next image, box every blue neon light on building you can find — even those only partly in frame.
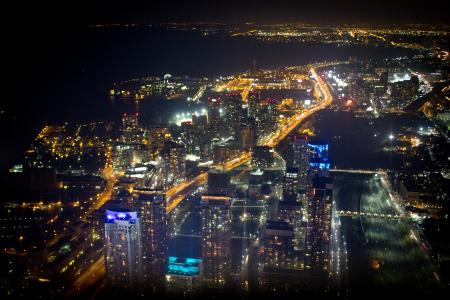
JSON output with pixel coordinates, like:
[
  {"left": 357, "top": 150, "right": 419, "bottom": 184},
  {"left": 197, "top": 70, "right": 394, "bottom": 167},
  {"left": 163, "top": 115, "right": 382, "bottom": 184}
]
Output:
[
  {"left": 105, "top": 209, "right": 137, "bottom": 223},
  {"left": 168, "top": 256, "right": 201, "bottom": 276},
  {"left": 307, "top": 142, "right": 329, "bottom": 159}
]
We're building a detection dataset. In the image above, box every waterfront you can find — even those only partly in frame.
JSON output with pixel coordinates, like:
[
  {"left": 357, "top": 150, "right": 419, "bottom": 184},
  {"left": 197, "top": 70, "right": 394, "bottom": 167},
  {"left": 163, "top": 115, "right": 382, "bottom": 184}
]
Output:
[{"left": 333, "top": 173, "right": 440, "bottom": 296}]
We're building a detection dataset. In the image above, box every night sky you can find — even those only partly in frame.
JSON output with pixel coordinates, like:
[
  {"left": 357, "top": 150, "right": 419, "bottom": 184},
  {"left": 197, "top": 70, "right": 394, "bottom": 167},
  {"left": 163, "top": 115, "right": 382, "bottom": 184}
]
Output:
[{"left": 4, "top": 0, "right": 450, "bottom": 26}]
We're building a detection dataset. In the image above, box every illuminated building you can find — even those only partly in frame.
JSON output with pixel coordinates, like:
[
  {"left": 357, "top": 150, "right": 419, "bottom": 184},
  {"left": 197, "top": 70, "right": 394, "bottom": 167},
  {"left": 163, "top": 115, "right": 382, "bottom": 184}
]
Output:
[
  {"left": 212, "top": 143, "right": 231, "bottom": 164},
  {"left": 247, "top": 91, "right": 259, "bottom": 119},
  {"left": 166, "top": 256, "right": 202, "bottom": 295},
  {"left": 207, "top": 169, "right": 232, "bottom": 196},
  {"left": 225, "top": 93, "right": 243, "bottom": 136},
  {"left": 208, "top": 97, "right": 222, "bottom": 138},
  {"left": 191, "top": 114, "right": 209, "bottom": 156},
  {"left": 201, "top": 196, "right": 231, "bottom": 289},
  {"left": 121, "top": 113, "right": 143, "bottom": 144},
  {"left": 283, "top": 167, "right": 300, "bottom": 202},
  {"left": 104, "top": 209, "right": 143, "bottom": 289},
  {"left": 263, "top": 221, "right": 301, "bottom": 270},
  {"left": 252, "top": 146, "right": 274, "bottom": 168},
  {"left": 134, "top": 190, "right": 167, "bottom": 290},
  {"left": 238, "top": 118, "right": 257, "bottom": 150},
  {"left": 261, "top": 220, "right": 303, "bottom": 291},
  {"left": 305, "top": 176, "right": 333, "bottom": 275},
  {"left": 131, "top": 143, "right": 148, "bottom": 165},
  {"left": 308, "top": 141, "right": 330, "bottom": 174},
  {"left": 266, "top": 98, "right": 278, "bottom": 129},
  {"left": 255, "top": 98, "right": 277, "bottom": 135},
  {"left": 113, "top": 143, "right": 132, "bottom": 172},
  {"left": 180, "top": 121, "right": 195, "bottom": 154},
  {"left": 278, "top": 199, "right": 305, "bottom": 251},
  {"left": 148, "top": 127, "right": 171, "bottom": 156},
  {"left": 290, "top": 135, "right": 310, "bottom": 193},
  {"left": 161, "top": 141, "right": 186, "bottom": 186}
]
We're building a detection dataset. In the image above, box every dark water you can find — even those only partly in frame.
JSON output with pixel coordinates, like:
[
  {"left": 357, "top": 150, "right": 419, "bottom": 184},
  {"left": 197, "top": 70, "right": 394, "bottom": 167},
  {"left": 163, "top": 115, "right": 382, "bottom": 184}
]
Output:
[{"left": 1, "top": 26, "right": 414, "bottom": 171}]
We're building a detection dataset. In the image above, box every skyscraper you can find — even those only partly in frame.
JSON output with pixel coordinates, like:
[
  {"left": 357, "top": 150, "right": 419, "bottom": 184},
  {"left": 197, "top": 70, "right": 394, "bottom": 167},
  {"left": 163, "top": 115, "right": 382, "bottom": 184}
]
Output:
[
  {"left": 238, "top": 118, "right": 257, "bottom": 151},
  {"left": 180, "top": 120, "right": 195, "bottom": 155},
  {"left": 307, "top": 140, "right": 330, "bottom": 176},
  {"left": 208, "top": 97, "right": 222, "bottom": 138},
  {"left": 192, "top": 114, "right": 209, "bottom": 156},
  {"left": 161, "top": 141, "right": 186, "bottom": 186},
  {"left": 134, "top": 190, "right": 167, "bottom": 291},
  {"left": 247, "top": 91, "right": 259, "bottom": 119},
  {"left": 289, "top": 134, "right": 310, "bottom": 194},
  {"left": 104, "top": 209, "right": 143, "bottom": 290},
  {"left": 225, "top": 93, "right": 243, "bottom": 136},
  {"left": 121, "top": 113, "right": 143, "bottom": 144},
  {"left": 283, "top": 167, "right": 300, "bottom": 202},
  {"left": 305, "top": 176, "right": 333, "bottom": 275},
  {"left": 278, "top": 196, "right": 305, "bottom": 251},
  {"left": 263, "top": 220, "right": 299, "bottom": 271},
  {"left": 260, "top": 220, "right": 304, "bottom": 292},
  {"left": 201, "top": 195, "right": 231, "bottom": 289}
]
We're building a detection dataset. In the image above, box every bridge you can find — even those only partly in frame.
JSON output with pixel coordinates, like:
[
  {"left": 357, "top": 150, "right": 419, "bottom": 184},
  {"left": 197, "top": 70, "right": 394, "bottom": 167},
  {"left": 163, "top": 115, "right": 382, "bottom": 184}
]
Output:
[
  {"left": 330, "top": 169, "right": 387, "bottom": 175},
  {"left": 172, "top": 233, "right": 256, "bottom": 239},
  {"left": 336, "top": 210, "right": 400, "bottom": 220}
]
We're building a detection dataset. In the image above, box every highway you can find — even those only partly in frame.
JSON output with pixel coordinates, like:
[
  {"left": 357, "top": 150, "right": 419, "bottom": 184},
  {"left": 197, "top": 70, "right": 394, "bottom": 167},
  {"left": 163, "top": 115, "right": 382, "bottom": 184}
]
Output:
[
  {"left": 165, "top": 68, "right": 332, "bottom": 213},
  {"left": 66, "top": 256, "right": 105, "bottom": 297},
  {"left": 85, "top": 147, "right": 116, "bottom": 218}
]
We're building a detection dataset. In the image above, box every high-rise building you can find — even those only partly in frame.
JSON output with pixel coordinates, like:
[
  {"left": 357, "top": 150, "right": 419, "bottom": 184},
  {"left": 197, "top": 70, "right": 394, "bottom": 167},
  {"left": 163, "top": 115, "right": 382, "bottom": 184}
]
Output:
[
  {"left": 166, "top": 256, "right": 202, "bottom": 295},
  {"left": 121, "top": 113, "right": 143, "bottom": 144},
  {"left": 305, "top": 176, "right": 333, "bottom": 274},
  {"left": 283, "top": 167, "right": 300, "bottom": 202},
  {"left": 192, "top": 114, "right": 209, "bottom": 156},
  {"left": 238, "top": 118, "right": 257, "bottom": 151},
  {"left": 134, "top": 190, "right": 167, "bottom": 290},
  {"left": 225, "top": 93, "right": 243, "bottom": 136},
  {"left": 207, "top": 168, "right": 232, "bottom": 196},
  {"left": 260, "top": 220, "right": 307, "bottom": 295},
  {"left": 288, "top": 134, "right": 310, "bottom": 193},
  {"left": 278, "top": 197, "right": 304, "bottom": 251},
  {"left": 180, "top": 121, "right": 195, "bottom": 155},
  {"left": 263, "top": 220, "right": 295, "bottom": 269},
  {"left": 112, "top": 143, "right": 133, "bottom": 172},
  {"left": 307, "top": 141, "right": 330, "bottom": 175},
  {"left": 201, "top": 195, "right": 231, "bottom": 289},
  {"left": 266, "top": 98, "right": 278, "bottom": 129},
  {"left": 208, "top": 97, "right": 222, "bottom": 138},
  {"left": 161, "top": 141, "right": 186, "bottom": 186},
  {"left": 247, "top": 91, "right": 259, "bottom": 119},
  {"left": 104, "top": 209, "right": 143, "bottom": 289}
]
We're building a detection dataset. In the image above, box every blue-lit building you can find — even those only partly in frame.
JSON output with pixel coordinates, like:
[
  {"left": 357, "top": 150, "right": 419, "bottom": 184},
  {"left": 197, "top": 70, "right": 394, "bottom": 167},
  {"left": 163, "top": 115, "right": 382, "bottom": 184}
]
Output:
[
  {"left": 308, "top": 141, "right": 330, "bottom": 171},
  {"left": 104, "top": 209, "right": 143, "bottom": 289},
  {"left": 166, "top": 256, "right": 202, "bottom": 295},
  {"left": 307, "top": 141, "right": 328, "bottom": 158}
]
